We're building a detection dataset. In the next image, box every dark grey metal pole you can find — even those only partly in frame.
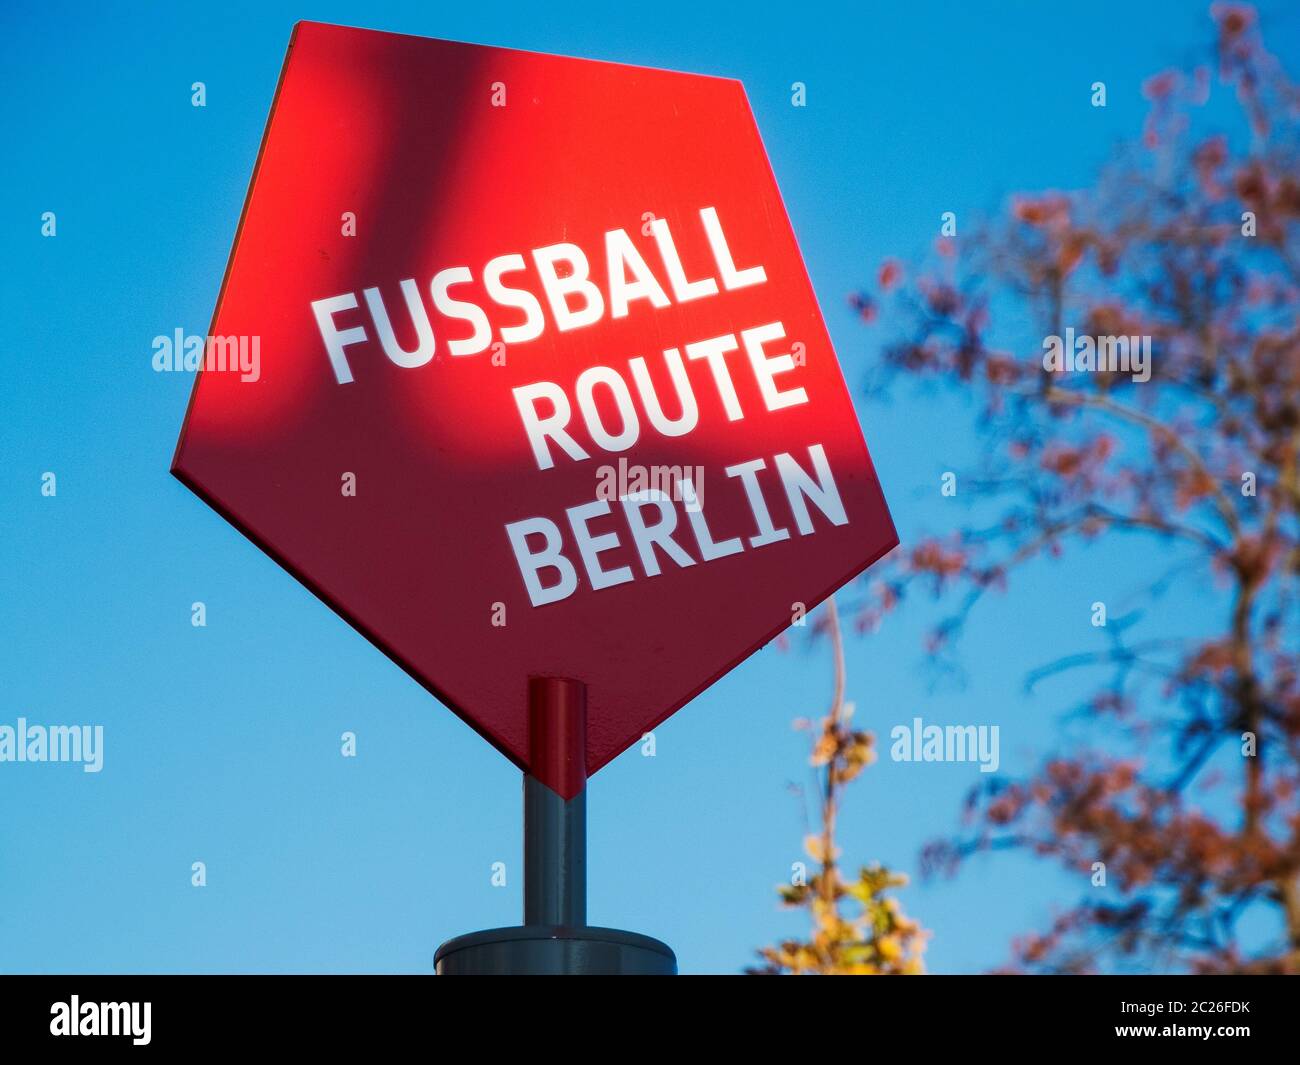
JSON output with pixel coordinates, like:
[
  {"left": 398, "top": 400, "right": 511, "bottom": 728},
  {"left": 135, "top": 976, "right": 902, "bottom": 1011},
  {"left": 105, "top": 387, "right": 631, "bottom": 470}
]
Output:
[
  {"left": 434, "top": 676, "right": 676, "bottom": 974},
  {"left": 524, "top": 775, "right": 585, "bottom": 926},
  {"left": 523, "top": 675, "right": 587, "bottom": 928}
]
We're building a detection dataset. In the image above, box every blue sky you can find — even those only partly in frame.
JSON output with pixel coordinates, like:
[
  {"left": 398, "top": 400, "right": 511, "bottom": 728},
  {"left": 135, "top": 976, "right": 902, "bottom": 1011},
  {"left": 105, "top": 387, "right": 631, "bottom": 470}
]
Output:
[{"left": 3, "top": 0, "right": 1295, "bottom": 974}]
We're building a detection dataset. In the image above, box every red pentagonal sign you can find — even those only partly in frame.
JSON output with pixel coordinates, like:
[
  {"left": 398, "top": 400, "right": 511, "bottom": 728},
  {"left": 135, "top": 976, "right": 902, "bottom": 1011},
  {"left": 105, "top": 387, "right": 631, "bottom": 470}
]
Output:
[{"left": 172, "top": 21, "right": 897, "bottom": 797}]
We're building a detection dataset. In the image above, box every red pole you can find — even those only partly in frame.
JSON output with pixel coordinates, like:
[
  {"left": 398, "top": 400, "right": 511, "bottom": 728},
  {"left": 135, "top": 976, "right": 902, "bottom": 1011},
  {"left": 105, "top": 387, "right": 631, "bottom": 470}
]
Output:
[{"left": 528, "top": 676, "right": 587, "bottom": 800}]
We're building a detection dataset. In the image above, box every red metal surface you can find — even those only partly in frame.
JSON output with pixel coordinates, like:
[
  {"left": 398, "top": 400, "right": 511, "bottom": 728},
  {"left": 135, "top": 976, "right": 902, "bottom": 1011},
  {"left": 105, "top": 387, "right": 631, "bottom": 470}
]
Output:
[
  {"left": 172, "top": 21, "right": 897, "bottom": 796},
  {"left": 529, "top": 678, "right": 587, "bottom": 799}
]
